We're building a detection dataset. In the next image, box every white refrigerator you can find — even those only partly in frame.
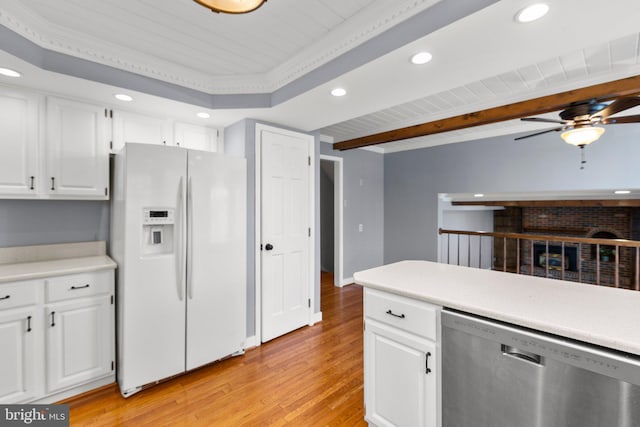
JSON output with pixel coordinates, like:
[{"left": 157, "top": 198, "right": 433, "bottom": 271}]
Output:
[{"left": 111, "top": 143, "right": 246, "bottom": 397}]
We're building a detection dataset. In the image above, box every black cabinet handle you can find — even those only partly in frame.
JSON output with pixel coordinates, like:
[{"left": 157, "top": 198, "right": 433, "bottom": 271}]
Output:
[
  {"left": 265, "top": 243, "right": 274, "bottom": 251},
  {"left": 29, "top": 176, "right": 35, "bottom": 190},
  {"left": 70, "top": 284, "right": 90, "bottom": 290},
  {"left": 50, "top": 177, "right": 55, "bottom": 191},
  {"left": 50, "top": 311, "right": 56, "bottom": 327},
  {"left": 386, "top": 309, "right": 405, "bottom": 319},
  {"left": 27, "top": 315, "right": 32, "bottom": 333},
  {"left": 426, "top": 352, "right": 432, "bottom": 374},
  {"left": 0, "top": 294, "right": 9, "bottom": 301}
]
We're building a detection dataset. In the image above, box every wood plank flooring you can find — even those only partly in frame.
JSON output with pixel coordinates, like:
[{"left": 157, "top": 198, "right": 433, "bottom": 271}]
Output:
[{"left": 64, "top": 273, "right": 366, "bottom": 426}]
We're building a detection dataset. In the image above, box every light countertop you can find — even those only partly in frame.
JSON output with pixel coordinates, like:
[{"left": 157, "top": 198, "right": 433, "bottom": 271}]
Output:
[
  {"left": 354, "top": 260, "right": 640, "bottom": 355},
  {"left": 0, "top": 255, "right": 116, "bottom": 283},
  {"left": 0, "top": 241, "right": 116, "bottom": 283}
]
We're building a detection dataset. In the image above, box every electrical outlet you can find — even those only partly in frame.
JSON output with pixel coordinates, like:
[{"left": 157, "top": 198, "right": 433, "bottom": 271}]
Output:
[{"left": 359, "top": 224, "right": 363, "bottom": 232}]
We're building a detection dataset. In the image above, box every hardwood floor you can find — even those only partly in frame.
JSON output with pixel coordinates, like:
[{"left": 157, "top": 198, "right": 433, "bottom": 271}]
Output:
[{"left": 64, "top": 272, "right": 366, "bottom": 426}]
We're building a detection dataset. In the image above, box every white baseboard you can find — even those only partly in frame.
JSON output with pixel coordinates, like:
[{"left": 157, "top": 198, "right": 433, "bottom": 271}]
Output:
[
  {"left": 311, "top": 311, "right": 323, "bottom": 325},
  {"left": 341, "top": 277, "right": 354, "bottom": 286},
  {"left": 244, "top": 335, "right": 259, "bottom": 349}
]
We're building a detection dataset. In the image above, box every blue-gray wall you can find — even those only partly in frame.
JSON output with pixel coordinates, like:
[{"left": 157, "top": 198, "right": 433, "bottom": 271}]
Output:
[
  {"left": 0, "top": 200, "right": 109, "bottom": 248},
  {"left": 321, "top": 143, "right": 385, "bottom": 279},
  {"left": 225, "top": 119, "right": 322, "bottom": 338},
  {"left": 320, "top": 161, "right": 335, "bottom": 272},
  {"left": 384, "top": 125, "right": 640, "bottom": 264}
]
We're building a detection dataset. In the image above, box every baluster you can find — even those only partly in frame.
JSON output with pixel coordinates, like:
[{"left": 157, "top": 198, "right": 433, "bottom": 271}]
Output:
[
  {"left": 516, "top": 238, "right": 520, "bottom": 275},
  {"left": 545, "top": 240, "right": 550, "bottom": 278},
  {"left": 578, "top": 243, "right": 583, "bottom": 284},
  {"left": 596, "top": 243, "right": 600, "bottom": 286},
  {"left": 502, "top": 237, "right": 507, "bottom": 272},
  {"left": 467, "top": 235, "right": 471, "bottom": 268},
  {"left": 530, "top": 240, "right": 534, "bottom": 276},
  {"left": 479, "top": 236, "right": 482, "bottom": 269},
  {"left": 457, "top": 234, "right": 460, "bottom": 266},
  {"left": 447, "top": 234, "right": 450, "bottom": 265},
  {"left": 561, "top": 242, "right": 565, "bottom": 281},
  {"left": 614, "top": 245, "right": 619, "bottom": 288},
  {"left": 636, "top": 247, "right": 639, "bottom": 291}
]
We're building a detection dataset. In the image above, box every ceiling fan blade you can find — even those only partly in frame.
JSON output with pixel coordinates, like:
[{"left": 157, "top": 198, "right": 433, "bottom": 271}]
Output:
[
  {"left": 520, "top": 117, "right": 568, "bottom": 124},
  {"left": 602, "top": 114, "right": 640, "bottom": 124},
  {"left": 593, "top": 97, "right": 640, "bottom": 119},
  {"left": 514, "top": 127, "right": 565, "bottom": 141}
]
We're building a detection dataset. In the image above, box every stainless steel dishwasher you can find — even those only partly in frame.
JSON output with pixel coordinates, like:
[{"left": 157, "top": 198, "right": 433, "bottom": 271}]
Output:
[{"left": 442, "top": 309, "right": 640, "bottom": 427}]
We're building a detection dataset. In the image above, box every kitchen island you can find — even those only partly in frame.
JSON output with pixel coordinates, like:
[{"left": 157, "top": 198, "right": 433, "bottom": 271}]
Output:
[{"left": 355, "top": 260, "right": 640, "bottom": 427}]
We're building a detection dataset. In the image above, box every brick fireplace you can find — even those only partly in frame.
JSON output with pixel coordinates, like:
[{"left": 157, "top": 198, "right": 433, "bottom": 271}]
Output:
[{"left": 494, "top": 206, "right": 640, "bottom": 289}]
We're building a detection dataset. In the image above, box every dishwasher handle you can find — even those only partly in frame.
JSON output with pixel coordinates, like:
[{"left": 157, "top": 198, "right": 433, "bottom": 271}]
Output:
[{"left": 501, "top": 344, "right": 543, "bottom": 365}]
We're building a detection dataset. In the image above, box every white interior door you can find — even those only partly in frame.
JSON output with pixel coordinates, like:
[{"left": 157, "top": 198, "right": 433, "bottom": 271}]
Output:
[{"left": 260, "top": 126, "right": 313, "bottom": 342}]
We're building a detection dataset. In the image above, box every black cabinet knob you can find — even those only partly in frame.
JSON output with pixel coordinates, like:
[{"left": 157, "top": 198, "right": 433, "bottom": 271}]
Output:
[{"left": 265, "top": 243, "right": 274, "bottom": 251}]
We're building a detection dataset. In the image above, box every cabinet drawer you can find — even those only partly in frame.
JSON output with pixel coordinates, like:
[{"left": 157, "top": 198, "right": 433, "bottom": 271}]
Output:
[
  {"left": 365, "top": 288, "right": 438, "bottom": 340},
  {"left": 0, "top": 280, "right": 40, "bottom": 310},
  {"left": 46, "top": 271, "right": 112, "bottom": 303}
]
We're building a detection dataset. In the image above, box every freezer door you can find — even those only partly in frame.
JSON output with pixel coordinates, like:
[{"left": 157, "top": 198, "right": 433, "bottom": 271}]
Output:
[
  {"left": 117, "top": 143, "right": 188, "bottom": 393},
  {"left": 186, "top": 150, "right": 246, "bottom": 370}
]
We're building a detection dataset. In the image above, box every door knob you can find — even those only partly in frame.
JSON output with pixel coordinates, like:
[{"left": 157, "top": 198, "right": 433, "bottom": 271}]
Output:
[{"left": 265, "top": 243, "right": 274, "bottom": 251}]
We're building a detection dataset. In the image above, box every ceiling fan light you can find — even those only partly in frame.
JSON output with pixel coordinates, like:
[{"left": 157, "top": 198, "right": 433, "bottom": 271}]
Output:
[
  {"left": 193, "top": 0, "right": 266, "bottom": 14},
  {"left": 560, "top": 127, "right": 605, "bottom": 146}
]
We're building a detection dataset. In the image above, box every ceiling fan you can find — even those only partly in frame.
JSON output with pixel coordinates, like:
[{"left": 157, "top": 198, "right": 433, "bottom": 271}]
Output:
[{"left": 515, "top": 96, "right": 640, "bottom": 145}]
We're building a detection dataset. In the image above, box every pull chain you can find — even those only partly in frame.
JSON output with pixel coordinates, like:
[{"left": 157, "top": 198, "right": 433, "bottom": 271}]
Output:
[{"left": 579, "top": 145, "right": 586, "bottom": 170}]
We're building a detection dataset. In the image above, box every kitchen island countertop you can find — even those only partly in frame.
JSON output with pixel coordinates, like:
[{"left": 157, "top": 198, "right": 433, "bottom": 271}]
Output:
[{"left": 354, "top": 260, "right": 640, "bottom": 355}]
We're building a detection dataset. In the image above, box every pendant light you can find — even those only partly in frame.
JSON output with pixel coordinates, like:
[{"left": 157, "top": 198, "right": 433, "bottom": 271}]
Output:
[{"left": 193, "top": 0, "right": 266, "bottom": 14}]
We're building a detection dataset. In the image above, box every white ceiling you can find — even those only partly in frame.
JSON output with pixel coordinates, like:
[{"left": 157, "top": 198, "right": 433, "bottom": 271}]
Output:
[{"left": 0, "top": 0, "right": 639, "bottom": 153}]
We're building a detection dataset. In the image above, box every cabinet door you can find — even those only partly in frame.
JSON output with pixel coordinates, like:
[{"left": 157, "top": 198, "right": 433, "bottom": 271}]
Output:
[
  {"left": 0, "top": 307, "right": 40, "bottom": 403},
  {"left": 0, "top": 88, "right": 39, "bottom": 197},
  {"left": 46, "top": 295, "right": 113, "bottom": 393},
  {"left": 174, "top": 122, "right": 219, "bottom": 152},
  {"left": 111, "top": 110, "right": 172, "bottom": 152},
  {"left": 46, "top": 97, "right": 109, "bottom": 199},
  {"left": 364, "top": 320, "right": 437, "bottom": 427}
]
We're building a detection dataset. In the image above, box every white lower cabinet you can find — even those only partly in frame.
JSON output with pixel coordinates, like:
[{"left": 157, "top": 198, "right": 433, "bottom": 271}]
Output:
[
  {"left": 0, "top": 270, "right": 114, "bottom": 404},
  {"left": 0, "top": 306, "right": 41, "bottom": 403},
  {"left": 364, "top": 289, "right": 439, "bottom": 427},
  {"left": 46, "top": 295, "right": 113, "bottom": 393}
]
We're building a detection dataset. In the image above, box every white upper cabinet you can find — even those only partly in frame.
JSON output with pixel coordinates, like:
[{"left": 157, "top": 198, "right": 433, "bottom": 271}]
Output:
[
  {"left": 0, "top": 87, "right": 40, "bottom": 197},
  {"left": 45, "top": 97, "right": 110, "bottom": 199},
  {"left": 111, "top": 110, "right": 172, "bottom": 153},
  {"left": 173, "top": 122, "right": 219, "bottom": 152}
]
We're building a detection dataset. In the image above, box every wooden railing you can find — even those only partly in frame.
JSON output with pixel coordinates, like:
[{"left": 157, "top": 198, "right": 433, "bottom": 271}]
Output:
[{"left": 438, "top": 228, "right": 640, "bottom": 291}]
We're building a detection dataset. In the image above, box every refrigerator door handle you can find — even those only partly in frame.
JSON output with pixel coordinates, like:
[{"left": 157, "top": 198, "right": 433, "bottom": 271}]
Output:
[
  {"left": 187, "top": 176, "right": 194, "bottom": 299},
  {"left": 177, "top": 176, "right": 185, "bottom": 301}
]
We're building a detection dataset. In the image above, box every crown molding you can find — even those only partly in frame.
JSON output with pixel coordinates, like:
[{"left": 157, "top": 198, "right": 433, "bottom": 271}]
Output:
[{"left": 0, "top": 0, "right": 441, "bottom": 95}]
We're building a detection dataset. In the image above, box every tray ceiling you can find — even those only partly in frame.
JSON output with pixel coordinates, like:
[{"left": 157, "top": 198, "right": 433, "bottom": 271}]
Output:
[{"left": 0, "top": 0, "right": 639, "bottom": 153}]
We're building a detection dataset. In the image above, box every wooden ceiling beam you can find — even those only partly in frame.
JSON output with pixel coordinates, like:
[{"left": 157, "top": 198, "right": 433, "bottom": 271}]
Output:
[{"left": 333, "top": 74, "right": 640, "bottom": 151}]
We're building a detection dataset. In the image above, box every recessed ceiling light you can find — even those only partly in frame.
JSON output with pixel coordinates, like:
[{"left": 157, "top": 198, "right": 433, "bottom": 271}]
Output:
[
  {"left": 331, "top": 88, "right": 347, "bottom": 97},
  {"left": 196, "top": 112, "right": 210, "bottom": 119},
  {"left": 0, "top": 67, "right": 21, "bottom": 77},
  {"left": 614, "top": 190, "right": 631, "bottom": 195},
  {"left": 474, "top": 193, "right": 485, "bottom": 198},
  {"left": 410, "top": 52, "right": 433, "bottom": 65},
  {"left": 515, "top": 3, "right": 549, "bottom": 23},
  {"left": 114, "top": 93, "right": 133, "bottom": 102}
]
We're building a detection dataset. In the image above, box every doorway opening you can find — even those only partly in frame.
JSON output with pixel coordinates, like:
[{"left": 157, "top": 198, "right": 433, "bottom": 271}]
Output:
[{"left": 320, "top": 155, "right": 344, "bottom": 287}]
